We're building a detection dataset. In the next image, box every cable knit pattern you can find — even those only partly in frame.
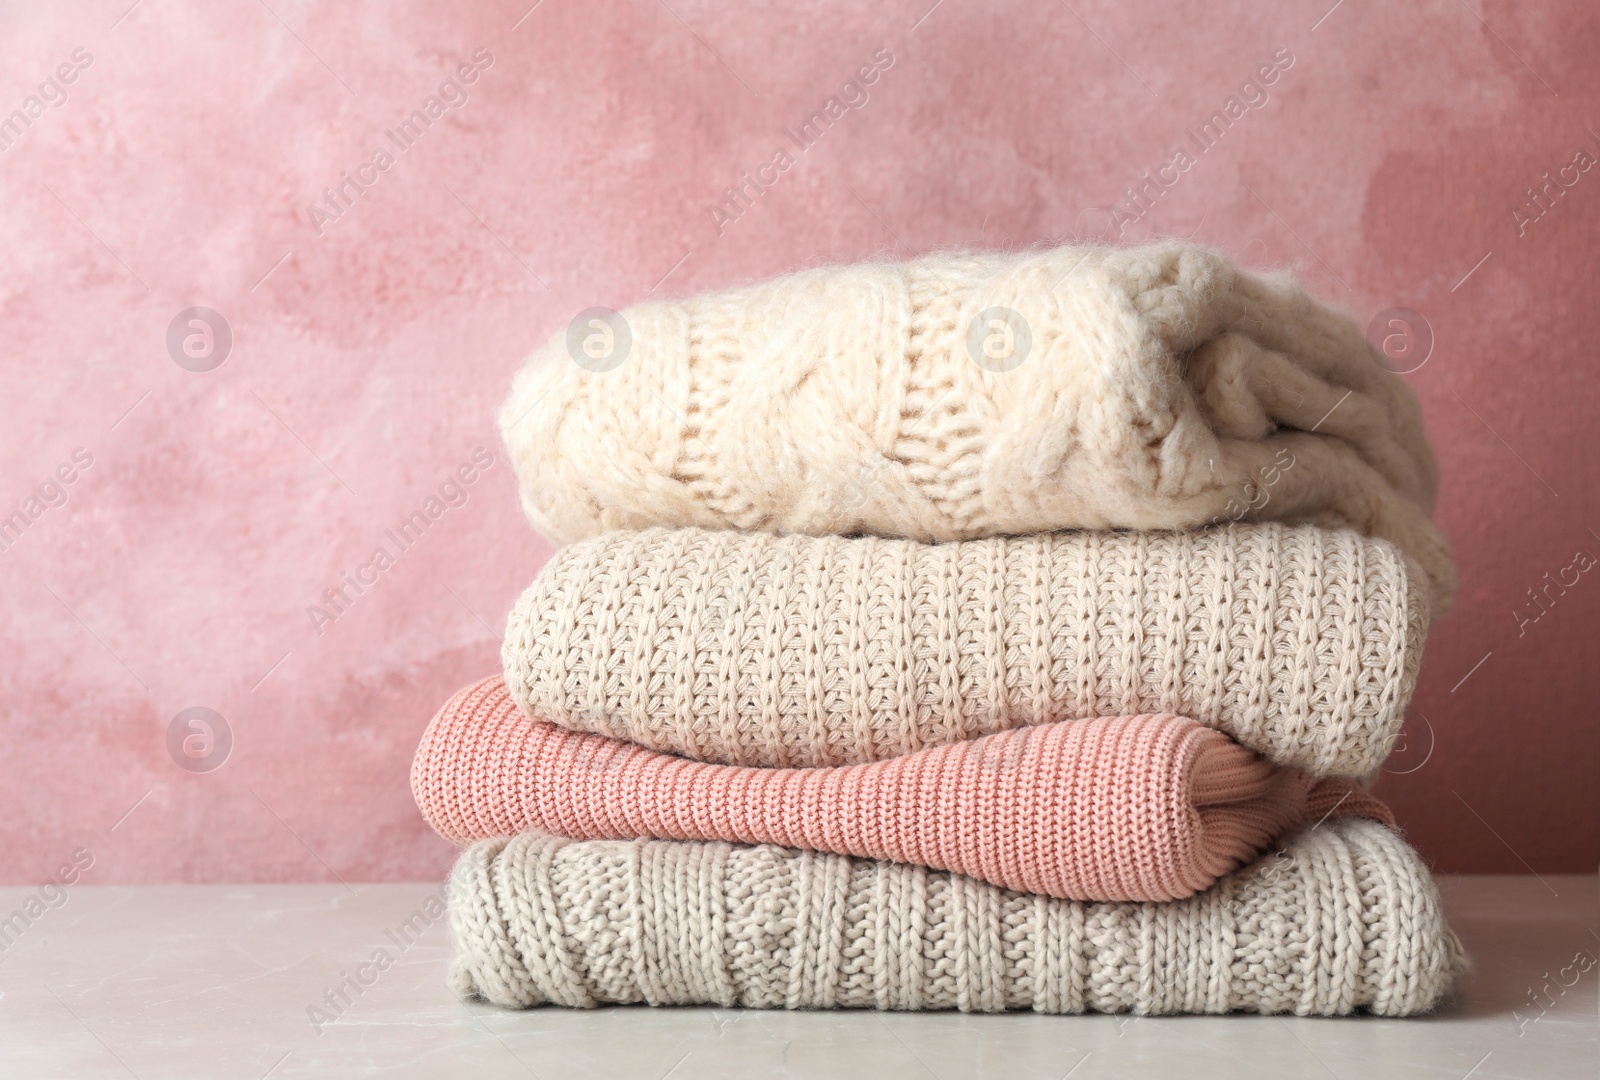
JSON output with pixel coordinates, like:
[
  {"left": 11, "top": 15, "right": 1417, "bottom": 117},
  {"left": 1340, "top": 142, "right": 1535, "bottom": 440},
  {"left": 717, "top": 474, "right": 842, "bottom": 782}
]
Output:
[
  {"left": 413, "top": 676, "right": 1391, "bottom": 902},
  {"left": 447, "top": 818, "right": 1465, "bottom": 1016},
  {"left": 499, "top": 242, "right": 1455, "bottom": 611},
  {"left": 503, "top": 523, "right": 1427, "bottom": 776}
]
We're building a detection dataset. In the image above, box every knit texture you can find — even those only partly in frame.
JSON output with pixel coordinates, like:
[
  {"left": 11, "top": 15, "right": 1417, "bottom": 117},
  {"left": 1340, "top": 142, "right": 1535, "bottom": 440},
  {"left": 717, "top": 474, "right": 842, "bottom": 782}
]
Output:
[
  {"left": 500, "top": 242, "right": 1455, "bottom": 611},
  {"left": 446, "top": 818, "right": 1464, "bottom": 1016},
  {"left": 504, "top": 523, "right": 1427, "bottom": 776},
  {"left": 413, "top": 676, "right": 1391, "bottom": 902}
]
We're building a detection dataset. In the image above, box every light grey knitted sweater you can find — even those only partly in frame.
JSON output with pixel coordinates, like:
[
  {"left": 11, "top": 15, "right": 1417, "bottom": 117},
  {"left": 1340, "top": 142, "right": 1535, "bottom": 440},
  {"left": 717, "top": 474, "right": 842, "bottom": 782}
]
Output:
[
  {"left": 448, "top": 819, "right": 1464, "bottom": 1016},
  {"left": 504, "top": 523, "right": 1427, "bottom": 776}
]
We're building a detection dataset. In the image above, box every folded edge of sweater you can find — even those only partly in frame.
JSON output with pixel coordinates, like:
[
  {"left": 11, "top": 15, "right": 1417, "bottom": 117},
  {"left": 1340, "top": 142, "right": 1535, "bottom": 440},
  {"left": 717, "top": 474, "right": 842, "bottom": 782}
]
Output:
[
  {"left": 498, "top": 242, "right": 1455, "bottom": 611},
  {"left": 503, "top": 523, "right": 1428, "bottom": 777},
  {"left": 446, "top": 817, "right": 1465, "bottom": 1016},
  {"left": 413, "top": 676, "right": 1391, "bottom": 903}
]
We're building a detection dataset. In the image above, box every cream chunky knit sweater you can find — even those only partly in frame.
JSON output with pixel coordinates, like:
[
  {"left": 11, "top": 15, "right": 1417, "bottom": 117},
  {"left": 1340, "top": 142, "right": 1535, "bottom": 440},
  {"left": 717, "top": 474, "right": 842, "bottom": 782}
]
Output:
[
  {"left": 448, "top": 819, "right": 1464, "bottom": 1016},
  {"left": 500, "top": 243, "right": 1455, "bottom": 611},
  {"left": 504, "top": 523, "right": 1426, "bottom": 776}
]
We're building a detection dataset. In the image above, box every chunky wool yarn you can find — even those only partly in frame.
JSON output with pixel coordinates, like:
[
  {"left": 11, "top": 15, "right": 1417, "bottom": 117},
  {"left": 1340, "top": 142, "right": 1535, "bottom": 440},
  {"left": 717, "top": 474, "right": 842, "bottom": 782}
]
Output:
[
  {"left": 413, "top": 676, "right": 1391, "bottom": 902},
  {"left": 499, "top": 242, "right": 1455, "bottom": 611},
  {"left": 447, "top": 818, "right": 1464, "bottom": 1016},
  {"left": 504, "top": 523, "right": 1426, "bottom": 776}
]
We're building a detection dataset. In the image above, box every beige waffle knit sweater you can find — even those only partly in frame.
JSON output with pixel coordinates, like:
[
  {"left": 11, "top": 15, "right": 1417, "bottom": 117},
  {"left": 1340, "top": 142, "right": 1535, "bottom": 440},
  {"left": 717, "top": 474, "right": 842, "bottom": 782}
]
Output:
[
  {"left": 503, "top": 523, "right": 1427, "bottom": 776},
  {"left": 499, "top": 243, "right": 1455, "bottom": 611},
  {"left": 447, "top": 818, "right": 1464, "bottom": 1016}
]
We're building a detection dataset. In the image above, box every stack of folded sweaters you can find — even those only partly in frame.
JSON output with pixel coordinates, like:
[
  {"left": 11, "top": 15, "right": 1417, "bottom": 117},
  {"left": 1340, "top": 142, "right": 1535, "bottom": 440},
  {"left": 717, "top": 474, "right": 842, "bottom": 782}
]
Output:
[{"left": 411, "top": 243, "right": 1468, "bottom": 1017}]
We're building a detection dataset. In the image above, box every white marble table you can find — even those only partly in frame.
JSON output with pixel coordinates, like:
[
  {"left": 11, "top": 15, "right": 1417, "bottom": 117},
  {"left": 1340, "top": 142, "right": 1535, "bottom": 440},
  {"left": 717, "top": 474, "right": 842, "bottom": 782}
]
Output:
[{"left": 0, "top": 875, "right": 1594, "bottom": 1079}]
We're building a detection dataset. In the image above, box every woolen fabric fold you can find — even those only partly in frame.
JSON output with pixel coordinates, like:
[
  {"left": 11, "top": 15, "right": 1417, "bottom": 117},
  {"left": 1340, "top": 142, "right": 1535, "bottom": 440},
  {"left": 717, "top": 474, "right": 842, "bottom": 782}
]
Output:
[
  {"left": 412, "top": 676, "right": 1391, "bottom": 903},
  {"left": 446, "top": 818, "right": 1464, "bottom": 1016},
  {"left": 499, "top": 242, "right": 1455, "bottom": 611},
  {"left": 504, "top": 522, "right": 1428, "bottom": 776}
]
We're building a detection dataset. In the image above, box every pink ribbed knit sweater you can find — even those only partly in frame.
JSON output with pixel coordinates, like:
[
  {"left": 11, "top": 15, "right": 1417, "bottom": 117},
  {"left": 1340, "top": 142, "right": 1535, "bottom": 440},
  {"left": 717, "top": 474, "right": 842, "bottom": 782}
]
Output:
[{"left": 412, "top": 677, "right": 1391, "bottom": 903}]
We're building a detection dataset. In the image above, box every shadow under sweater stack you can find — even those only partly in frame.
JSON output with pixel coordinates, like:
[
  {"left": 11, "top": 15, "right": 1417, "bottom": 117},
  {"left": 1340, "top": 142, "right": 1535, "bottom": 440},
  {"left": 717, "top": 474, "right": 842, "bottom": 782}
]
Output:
[{"left": 411, "top": 242, "right": 1468, "bottom": 1017}]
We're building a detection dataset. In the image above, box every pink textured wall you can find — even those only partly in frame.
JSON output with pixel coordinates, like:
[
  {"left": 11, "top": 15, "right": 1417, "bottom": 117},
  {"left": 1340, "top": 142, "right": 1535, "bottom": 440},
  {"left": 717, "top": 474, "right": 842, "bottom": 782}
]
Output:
[{"left": 2, "top": 0, "right": 1596, "bottom": 885}]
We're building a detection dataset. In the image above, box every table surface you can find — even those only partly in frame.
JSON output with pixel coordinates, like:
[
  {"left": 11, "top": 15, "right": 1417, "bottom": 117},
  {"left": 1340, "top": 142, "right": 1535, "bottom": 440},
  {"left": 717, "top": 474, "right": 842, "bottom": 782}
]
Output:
[{"left": 0, "top": 874, "right": 1594, "bottom": 1079}]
